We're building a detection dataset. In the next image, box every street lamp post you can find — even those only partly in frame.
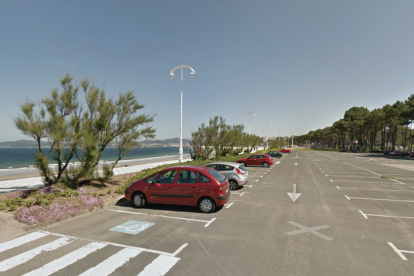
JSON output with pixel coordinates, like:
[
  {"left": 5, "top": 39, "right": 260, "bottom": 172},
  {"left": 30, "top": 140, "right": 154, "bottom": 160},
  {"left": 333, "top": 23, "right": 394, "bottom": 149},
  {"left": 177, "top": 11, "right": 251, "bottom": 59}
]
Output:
[
  {"left": 244, "top": 112, "right": 256, "bottom": 136},
  {"left": 278, "top": 130, "right": 282, "bottom": 140},
  {"left": 170, "top": 64, "right": 196, "bottom": 163},
  {"left": 264, "top": 124, "right": 271, "bottom": 149},
  {"left": 291, "top": 134, "right": 294, "bottom": 148}
]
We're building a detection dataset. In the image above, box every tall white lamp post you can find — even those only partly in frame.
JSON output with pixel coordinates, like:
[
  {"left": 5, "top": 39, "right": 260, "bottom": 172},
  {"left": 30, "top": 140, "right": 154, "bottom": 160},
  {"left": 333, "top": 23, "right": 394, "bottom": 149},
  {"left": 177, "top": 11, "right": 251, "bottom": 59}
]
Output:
[
  {"left": 244, "top": 112, "right": 256, "bottom": 136},
  {"left": 264, "top": 124, "right": 271, "bottom": 149},
  {"left": 170, "top": 64, "right": 196, "bottom": 163},
  {"left": 278, "top": 130, "right": 283, "bottom": 140}
]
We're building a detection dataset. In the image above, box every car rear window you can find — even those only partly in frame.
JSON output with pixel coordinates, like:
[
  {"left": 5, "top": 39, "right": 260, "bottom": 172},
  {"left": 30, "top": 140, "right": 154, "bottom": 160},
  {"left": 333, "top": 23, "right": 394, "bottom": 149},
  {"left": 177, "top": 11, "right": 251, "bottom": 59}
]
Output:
[
  {"left": 208, "top": 169, "right": 226, "bottom": 182},
  {"left": 238, "top": 165, "right": 247, "bottom": 172}
]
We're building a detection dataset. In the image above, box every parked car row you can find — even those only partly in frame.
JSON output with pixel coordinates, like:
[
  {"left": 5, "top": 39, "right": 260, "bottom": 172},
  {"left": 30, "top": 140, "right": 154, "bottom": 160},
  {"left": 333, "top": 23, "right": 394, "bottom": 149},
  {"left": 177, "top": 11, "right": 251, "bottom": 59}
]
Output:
[
  {"left": 384, "top": 150, "right": 414, "bottom": 157},
  {"left": 124, "top": 152, "right": 282, "bottom": 213}
]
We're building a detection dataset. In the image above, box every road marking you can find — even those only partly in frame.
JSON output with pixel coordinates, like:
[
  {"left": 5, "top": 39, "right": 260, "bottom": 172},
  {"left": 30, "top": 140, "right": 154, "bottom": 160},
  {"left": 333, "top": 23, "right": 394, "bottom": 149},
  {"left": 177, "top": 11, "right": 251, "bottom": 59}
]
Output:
[
  {"left": 265, "top": 172, "right": 267, "bottom": 174},
  {"left": 346, "top": 196, "right": 414, "bottom": 203},
  {"left": 138, "top": 255, "right": 180, "bottom": 276},
  {"left": 325, "top": 174, "right": 328, "bottom": 177},
  {"left": 0, "top": 237, "right": 72, "bottom": 272},
  {"left": 38, "top": 230, "right": 184, "bottom": 256},
  {"left": 276, "top": 162, "right": 280, "bottom": 164},
  {"left": 337, "top": 187, "right": 412, "bottom": 192},
  {"left": 255, "top": 179, "right": 259, "bottom": 182},
  {"left": 261, "top": 175, "right": 263, "bottom": 178},
  {"left": 336, "top": 186, "right": 340, "bottom": 189},
  {"left": 106, "top": 209, "right": 215, "bottom": 227},
  {"left": 24, "top": 242, "right": 107, "bottom": 276},
  {"left": 285, "top": 221, "right": 333, "bottom": 241},
  {"left": 204, "top": 218, "right": 216, "bottom": 227},
  {"left": 79, "top": 248, "right": 142, "bottom": 276},
  {"left": 249, "top": 185, "right": 253, "bottom": 188},
  {"left": 331, "top": 180, "right": 403, "bottom": 184},
  {"left": 388, "top": 242, "right": 414, "bottom": 261},
  {"left": 226, "top": 202, "right": 233, "bottom": 208},
  {"left": 345, "top": 195, "right": 350, "bottom": 200},
  {"left": 0, "top": 232, "right": 48, "bottom": 253},
  {"left": 359, "top": 210, "right": 414, "bottom": 220},
  {"left": 330, "top": 179, "right": 333, "bottom": 182},
  {"left": 240, "top": 192, "right": 246, "bottom": 197},
  {"left": 392, "top": 179, "right": 406, "bottom": 184},
  {"left": 109, "top": 220, "right": 155, "bottom": 235}
]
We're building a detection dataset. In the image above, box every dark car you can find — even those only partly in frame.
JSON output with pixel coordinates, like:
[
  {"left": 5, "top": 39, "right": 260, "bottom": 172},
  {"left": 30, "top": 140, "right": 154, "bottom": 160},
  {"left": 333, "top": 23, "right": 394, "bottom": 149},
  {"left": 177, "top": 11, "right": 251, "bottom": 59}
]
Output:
[
  {"left": 125, "top": 165, "right": 230, "bottom": 213},
  {"left": 237, "top": 154, "right": 274, "bottom": 167},
  {"left": 265, "top": 151, "right": 283, "bottom": 158},
  {"left": 370, "top": 149, "right": 383, "bottom": 153},
  {"left": 339, "top": 148, "right": 347, "bottom": 152}
]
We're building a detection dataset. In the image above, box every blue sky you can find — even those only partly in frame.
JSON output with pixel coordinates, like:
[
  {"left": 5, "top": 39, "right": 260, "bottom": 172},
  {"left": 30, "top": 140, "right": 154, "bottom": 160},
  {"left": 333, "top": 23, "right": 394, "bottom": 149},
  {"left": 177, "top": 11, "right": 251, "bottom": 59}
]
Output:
[{"left": 1, "top": 0, "right": 414, "bottom": 142}]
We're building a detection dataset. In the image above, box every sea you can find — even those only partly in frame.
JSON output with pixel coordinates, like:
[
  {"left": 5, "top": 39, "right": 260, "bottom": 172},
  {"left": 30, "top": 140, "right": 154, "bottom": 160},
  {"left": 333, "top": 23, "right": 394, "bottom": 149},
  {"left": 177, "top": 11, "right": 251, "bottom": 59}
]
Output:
[{"left": 0, "top": 147, "right": 184, "bottom": 170}]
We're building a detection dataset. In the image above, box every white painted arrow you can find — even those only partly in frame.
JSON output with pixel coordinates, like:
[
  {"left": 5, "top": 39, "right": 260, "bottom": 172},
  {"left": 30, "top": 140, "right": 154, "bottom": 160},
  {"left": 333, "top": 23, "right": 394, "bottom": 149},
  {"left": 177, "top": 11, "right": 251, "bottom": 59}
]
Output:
[{"left": 288, "top": 184, "right": 301, "bottom": 202}]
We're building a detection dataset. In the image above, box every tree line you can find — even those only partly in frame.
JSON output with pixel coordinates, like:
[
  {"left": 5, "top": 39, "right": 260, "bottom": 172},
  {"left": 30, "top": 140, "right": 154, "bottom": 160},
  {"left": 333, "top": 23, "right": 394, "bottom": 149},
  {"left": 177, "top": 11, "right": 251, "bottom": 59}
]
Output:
[
  {"left": 294, "top": 94, "right": 414, "bottom": 152},
  {"left": 190, "top": 116, "right": 261, "bottom": 159}
]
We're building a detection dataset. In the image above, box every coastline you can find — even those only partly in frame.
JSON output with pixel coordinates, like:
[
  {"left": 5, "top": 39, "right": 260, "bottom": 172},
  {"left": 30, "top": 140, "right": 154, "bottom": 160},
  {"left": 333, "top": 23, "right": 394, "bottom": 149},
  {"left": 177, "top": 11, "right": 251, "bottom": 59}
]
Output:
[{"left": 0, "top": 154, "right": 190, "bottom": 181}]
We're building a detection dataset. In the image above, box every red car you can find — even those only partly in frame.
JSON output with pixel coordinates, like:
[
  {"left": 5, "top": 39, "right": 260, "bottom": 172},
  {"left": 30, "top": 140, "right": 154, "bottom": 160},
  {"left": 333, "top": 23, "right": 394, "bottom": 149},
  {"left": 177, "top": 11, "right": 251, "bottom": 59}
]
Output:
[
  {"left": 125, "top": 165, "right": 230, "bottom": 213},
  {"left": 237, "top": 154, "right": 273, "bottom": 167},
  {"left": 278, "top": 148, "right": 291, "bottom": 153}
]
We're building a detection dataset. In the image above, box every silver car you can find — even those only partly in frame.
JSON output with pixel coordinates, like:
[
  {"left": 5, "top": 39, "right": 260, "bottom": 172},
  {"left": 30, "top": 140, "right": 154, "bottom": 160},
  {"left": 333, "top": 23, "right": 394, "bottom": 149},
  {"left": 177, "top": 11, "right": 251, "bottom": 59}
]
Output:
[{"left": 205, "top": 161, "right": 249, "bottom": 190}]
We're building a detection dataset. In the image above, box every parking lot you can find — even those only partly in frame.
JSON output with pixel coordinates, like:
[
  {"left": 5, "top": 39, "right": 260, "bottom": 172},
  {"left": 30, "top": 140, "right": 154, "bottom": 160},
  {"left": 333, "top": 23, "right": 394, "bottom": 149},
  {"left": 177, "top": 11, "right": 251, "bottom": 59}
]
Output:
[{"left": 1, "top": 151, "right": 414, "bottom": 275}]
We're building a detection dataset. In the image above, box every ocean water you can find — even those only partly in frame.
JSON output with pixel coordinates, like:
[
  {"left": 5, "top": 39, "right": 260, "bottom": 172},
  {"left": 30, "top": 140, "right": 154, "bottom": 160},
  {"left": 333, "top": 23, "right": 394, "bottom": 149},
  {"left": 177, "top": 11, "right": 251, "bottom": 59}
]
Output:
[{"left": 0, "top": 147, "right": 184, "bottom": 170}]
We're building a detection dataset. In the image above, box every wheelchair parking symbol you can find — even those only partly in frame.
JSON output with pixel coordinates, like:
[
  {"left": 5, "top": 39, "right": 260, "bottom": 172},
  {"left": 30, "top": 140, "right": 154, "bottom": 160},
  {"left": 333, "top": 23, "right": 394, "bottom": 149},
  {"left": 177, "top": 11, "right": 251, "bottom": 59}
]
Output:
[{"left": 109, "top": 220, "right": 155, "bottom": 235}]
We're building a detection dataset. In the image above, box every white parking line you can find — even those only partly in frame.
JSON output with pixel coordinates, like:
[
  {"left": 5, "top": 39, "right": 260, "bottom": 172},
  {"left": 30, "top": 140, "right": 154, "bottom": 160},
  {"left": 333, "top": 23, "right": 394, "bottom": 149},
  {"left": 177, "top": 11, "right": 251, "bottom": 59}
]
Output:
[
  {"left": 249, "top": 185, "right": 253, "bottom": 188},
  {"left": 226, "top": 203, "right": 233, "bottom": 209},
  {"left": 359, "top": 210, "right": 414, "bottom": 220},
  {"left": 255, "top": 179, "right": 259, "bottom": 182},
  {"left": 107, "top": 209, "right": 216, "bottom": 227},
  {"left": 240, "top": 192, "right": 246, "bottom": 197},
  {"left": 388, "top": 242, "right": 414, "bottom": 261},
  {"left": 337, "top": 187, "right": 412, "bottom": 192},
  {"left": 346, "top": 196, "right": 414, "bottom": 203},
  {"left": 204, "top": 218, "right": 216, "bottom": 227},
  {"left": 330, "top": 179, "right": 333, "bottom": 182}
]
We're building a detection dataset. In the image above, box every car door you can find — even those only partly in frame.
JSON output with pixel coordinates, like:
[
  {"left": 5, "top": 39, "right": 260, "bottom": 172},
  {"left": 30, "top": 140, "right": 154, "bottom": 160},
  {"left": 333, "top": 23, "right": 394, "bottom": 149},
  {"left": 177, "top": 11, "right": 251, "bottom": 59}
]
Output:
[
  {"left": 246, "top": 155, "right": 258, "bottom": 166},
  {"left": 173, "top": 169, "right": 199, "bottom": 204},
  {"left": 149, "top": 170, "right": 177, "bottom": 203}
]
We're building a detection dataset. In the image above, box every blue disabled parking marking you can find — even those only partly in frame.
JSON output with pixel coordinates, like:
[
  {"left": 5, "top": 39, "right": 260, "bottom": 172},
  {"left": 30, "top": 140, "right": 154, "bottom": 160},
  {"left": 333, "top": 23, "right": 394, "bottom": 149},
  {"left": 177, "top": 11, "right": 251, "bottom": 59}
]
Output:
[{"left": 109, "top": 220, "right": 155, "bottom": 235}]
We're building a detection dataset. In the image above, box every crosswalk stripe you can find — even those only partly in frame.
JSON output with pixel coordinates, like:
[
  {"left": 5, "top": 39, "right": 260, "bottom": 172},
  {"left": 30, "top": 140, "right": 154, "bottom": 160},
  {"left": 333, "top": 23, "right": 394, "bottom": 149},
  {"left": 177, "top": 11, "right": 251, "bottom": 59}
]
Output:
[
  {"left": 22, "top": 242, "right": 107, "bottom": 276},
  {"left": 79, "top": 248, "right": 142, "bottom": 276},
  {"left": 0, "top": 237, "right": 71, "bottom": 272},
  {"left": 0, "top": 232, "right": 48, "bottom": 253},
  {"left": 137, "top": 255, "right": 180, "bottom": 276}
]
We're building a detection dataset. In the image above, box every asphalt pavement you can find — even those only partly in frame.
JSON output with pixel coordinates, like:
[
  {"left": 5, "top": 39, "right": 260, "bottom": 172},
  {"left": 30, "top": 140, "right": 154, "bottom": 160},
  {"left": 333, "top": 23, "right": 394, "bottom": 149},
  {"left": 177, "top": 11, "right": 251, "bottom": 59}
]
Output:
[{"left": 1, "top": 151, "right": 414, "bottom": 275}]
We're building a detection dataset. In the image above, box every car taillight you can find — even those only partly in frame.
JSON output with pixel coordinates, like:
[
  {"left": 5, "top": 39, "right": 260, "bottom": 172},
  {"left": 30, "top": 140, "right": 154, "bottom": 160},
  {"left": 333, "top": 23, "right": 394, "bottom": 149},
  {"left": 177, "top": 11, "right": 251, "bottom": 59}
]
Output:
[{"left": 236, "top": 168, "right": 243, "bottom": 175}]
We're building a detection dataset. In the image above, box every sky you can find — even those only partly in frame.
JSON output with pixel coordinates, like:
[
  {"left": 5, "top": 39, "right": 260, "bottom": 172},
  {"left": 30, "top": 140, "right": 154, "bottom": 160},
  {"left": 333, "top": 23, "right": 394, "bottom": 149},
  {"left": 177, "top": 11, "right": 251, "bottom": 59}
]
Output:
[{"left": 1, "top": 0, "right": 414, "bottom": 142}]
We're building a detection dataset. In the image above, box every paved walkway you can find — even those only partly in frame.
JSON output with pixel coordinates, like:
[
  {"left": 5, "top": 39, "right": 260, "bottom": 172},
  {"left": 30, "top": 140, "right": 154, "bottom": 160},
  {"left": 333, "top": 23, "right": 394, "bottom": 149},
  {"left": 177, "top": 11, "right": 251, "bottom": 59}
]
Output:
[{"left": 0, "top": 158, "right": 191, "bottom": 194}]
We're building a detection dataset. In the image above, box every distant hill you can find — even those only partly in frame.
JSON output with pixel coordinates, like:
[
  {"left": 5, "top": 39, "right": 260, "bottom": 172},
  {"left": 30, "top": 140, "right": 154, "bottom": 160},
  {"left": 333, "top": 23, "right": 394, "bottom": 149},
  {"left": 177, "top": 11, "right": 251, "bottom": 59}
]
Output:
[
  {"left": 140, "top": 138, "right": 191, "bottom": 145},
  {"left": 0, "top": 140, "right": 50, "bottom": 148}
]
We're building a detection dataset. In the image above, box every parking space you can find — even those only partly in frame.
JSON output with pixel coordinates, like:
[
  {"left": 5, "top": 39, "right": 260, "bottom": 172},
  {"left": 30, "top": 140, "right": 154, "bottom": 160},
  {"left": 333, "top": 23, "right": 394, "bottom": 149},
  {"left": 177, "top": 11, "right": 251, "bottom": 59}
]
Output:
[
  {"left": 2, "top": 151, "right": 414, "bottom": 274},
  {"left": 308, "top": 151, "right": 414, "bottom": 264}
]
